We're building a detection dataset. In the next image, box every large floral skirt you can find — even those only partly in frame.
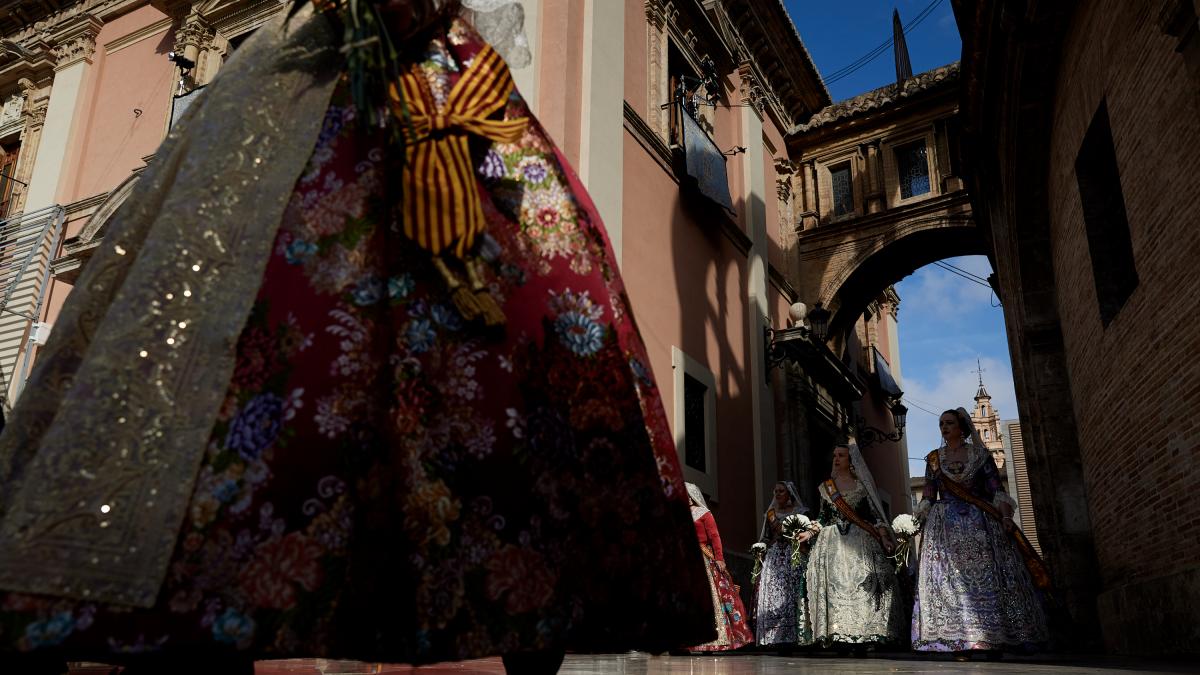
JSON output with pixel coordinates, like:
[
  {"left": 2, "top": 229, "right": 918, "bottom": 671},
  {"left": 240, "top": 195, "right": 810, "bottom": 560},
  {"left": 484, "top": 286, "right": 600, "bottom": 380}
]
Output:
[
  {"left": 807, "top": 525, "right": 902, "bottom": 646},
  {"left": 753, "top": 540, "right": 808, "bottom": 646},
  {"left": 0, "top": 19, "right": 712, "bottom": 664},
  {"left": 912, "top": 499, "right": 1047, "bottom": 651},
  {"left": 690, "top": 548, "right": 753, "bottom": 651}
]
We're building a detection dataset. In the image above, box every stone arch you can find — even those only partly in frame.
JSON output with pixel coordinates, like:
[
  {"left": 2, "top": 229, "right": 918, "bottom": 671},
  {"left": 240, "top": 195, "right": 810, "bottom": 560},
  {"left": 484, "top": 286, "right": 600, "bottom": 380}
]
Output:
[{"left": 817, "top": 213, "right": 987, "bottom": 338}]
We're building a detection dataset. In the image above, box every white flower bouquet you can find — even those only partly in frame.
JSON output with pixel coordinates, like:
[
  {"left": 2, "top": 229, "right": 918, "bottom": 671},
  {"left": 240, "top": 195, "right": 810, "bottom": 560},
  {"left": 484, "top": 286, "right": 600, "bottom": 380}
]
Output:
[
  {"left": 781, "top": 514, "right": 821, "bottom": 568},
  {"left": 890, "top": 513, "right": 920, "bottom": 570},
  {"left": 750, "top": 542, "right": 767, "bottom": 585},
  {"left": 892, "top": 513, "right": 919, "bottom": 537}
]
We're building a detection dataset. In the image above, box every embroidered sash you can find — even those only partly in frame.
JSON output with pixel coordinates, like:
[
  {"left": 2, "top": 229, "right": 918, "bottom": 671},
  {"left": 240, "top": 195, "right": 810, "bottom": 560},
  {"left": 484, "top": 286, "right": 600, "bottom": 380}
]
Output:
[
  {"left": 392, "top": 44, "right": 528, "bottom": 258},
  {"left": 926, "top": 450, "right": 1053, "bottom": 591},
  {"left": 822, "top": 479, "right": 885, "bottom": 551}
]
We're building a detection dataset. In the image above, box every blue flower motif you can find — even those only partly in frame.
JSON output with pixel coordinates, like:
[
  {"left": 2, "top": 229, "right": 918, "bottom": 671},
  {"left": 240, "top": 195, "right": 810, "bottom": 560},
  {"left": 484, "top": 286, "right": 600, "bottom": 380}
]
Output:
[
  {"left": 284, "top": 239, "right": 318, "bottom": 265},
  {"left": 430, "top": 304, "right": 463, "bottom": 330},
  {"left": 211, "top": 608, "right": 255, "bottom": 647},
  {"left": 479, "top": 149, "right": 506, "bottom": 180},
  {"left": 555, "top": 311, "right": 604, "bottom": 357},
  {"left": 388, "top": 274, "right": 415, "bottom": 300},
  {"left": 351, "top": 276, "right": 385, "bottom": 306},
  {"left": 24, "top": 612, "right": 75, "bottom": 648},
  {"left": 521, "top": 160, "right": 549, "bottom": 184},
  {"left": 316, "top": 106, "right": 347, "bottom": 147},
  {"left": 213, "top": 479, "right": 239, "bottom": 504},
  {"left": 405, "top": 319, "right": 437, "bottom": 354},
  {"left": 225, "top": 393, "right": 284, "bottom": 461}
]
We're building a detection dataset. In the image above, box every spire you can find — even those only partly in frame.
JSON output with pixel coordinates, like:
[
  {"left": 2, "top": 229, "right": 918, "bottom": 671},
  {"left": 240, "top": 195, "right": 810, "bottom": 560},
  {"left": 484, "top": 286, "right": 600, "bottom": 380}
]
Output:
[
  {"left": 893, "top": 8, "right": 913, "bottom": 87},
  {"left": 973, "top": 357, "right": 990, "bottom": 399}
]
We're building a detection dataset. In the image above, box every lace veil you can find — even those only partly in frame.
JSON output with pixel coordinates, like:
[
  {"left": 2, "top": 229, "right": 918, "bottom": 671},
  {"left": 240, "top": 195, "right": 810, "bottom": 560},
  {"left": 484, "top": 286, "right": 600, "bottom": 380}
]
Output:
[
  {"left": 758, "top": 480, "right": 806, "bottom": 541},
  {"left": 686, "top": 482, "right": 709, "bottom": 521},
  {"left": 847, "top": 443, "right": 892, "bottom": 532}
]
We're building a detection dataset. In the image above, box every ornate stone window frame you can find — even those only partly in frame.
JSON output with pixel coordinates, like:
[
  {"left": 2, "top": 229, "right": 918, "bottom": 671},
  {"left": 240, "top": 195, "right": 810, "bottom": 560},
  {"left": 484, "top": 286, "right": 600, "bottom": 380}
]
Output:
[
  {"left": 812, "top": 145, "right": 863, "bottom": 224},
  {"left": 645, "top": 0, "right": 721, "bottom": 145},
  {"left": 881, "top": 127, "right": 940, "bottom": 209}
]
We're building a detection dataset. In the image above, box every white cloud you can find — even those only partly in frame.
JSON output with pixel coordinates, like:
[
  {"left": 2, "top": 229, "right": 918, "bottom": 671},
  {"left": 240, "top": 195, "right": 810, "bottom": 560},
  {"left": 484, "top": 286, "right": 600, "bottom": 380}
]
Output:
[
  {"left": 898, "top": 256, "right": 995, "bottom": 323},
  {"left": 901, "top": 354, "right": 1019, "bottom": 466}
]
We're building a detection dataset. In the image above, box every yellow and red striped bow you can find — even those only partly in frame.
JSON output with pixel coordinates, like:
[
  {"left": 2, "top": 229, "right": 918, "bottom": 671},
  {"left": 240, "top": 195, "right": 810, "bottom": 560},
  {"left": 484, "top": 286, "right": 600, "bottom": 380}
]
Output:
[{"left": 392, "top": 45, "right": 528, "bottom": 258}]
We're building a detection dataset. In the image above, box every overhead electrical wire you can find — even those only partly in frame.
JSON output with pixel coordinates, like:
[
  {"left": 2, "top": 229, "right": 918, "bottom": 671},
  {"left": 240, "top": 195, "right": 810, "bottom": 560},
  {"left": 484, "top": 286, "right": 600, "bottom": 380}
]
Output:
[
  {"left": 932, "top": 261, "right": 992, "bottom": 290},
  {"left": 902, "top": 397, "right": 942, "bottom": 417},
  {"left": 935, "top": 260, "right": 991, "bottom": 284},
  {"left": 823, "top": 0, "right": 947, "bottom": 85}
]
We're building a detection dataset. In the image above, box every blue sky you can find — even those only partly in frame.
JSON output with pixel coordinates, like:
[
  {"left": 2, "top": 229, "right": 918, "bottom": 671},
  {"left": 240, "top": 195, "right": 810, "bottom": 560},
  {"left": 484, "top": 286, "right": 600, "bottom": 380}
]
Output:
[
  {"left": 892, "top": 257, "right": 1015, "bottom": 478},
  {"left": 785, "top": 0, "right": 960, "bottom": 102},
  {"left": 784, "top": 3, "right": 1013, "bottom": 477}
]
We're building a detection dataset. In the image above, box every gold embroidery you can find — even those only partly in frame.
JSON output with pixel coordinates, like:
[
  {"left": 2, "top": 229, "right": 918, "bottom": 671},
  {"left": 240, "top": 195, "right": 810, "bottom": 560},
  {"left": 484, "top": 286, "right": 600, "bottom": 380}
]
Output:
[{"left": 0, "top": 7, "right": 343, "bottom": 607}]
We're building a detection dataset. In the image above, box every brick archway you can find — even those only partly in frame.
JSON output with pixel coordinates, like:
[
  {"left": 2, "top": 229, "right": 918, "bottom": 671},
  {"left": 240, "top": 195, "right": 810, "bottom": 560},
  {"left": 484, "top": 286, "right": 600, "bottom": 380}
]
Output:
[
  {"left": 793, "top": 192, "right": 986, "bottom": 339},
  {"left": 821, "top": 213, "right": 986, "bottom": 337}
]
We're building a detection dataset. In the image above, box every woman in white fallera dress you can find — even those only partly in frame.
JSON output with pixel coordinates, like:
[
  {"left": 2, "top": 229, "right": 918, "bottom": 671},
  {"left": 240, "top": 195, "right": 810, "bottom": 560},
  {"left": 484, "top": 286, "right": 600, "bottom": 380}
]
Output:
[{"left": 802, "top": 444, "right": 903, "bottom": 648}]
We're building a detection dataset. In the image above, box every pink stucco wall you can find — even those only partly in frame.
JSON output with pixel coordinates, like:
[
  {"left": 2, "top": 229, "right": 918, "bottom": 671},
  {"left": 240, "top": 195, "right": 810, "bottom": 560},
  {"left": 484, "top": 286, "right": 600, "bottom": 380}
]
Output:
[
  {"left": 623, "top": 0, "right": 648, "bottom": 114},
  {"left": 40, "top": 8, "right": 173, "bottom": 339},
  {"left": 535, "top": 0, "right": 585, "bottom": 164},
  {"left": 621, "top": 131, "right": 757, "bottom": 549},
  {"left": 66, "top": 5, "right": 174, "bottom": 212}
]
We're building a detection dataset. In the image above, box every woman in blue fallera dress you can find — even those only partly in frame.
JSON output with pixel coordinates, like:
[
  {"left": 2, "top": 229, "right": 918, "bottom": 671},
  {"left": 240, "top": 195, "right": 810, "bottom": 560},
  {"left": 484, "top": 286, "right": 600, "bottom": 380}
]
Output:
[{"left": 911, "top": 407, "right": 1047, "bottom": 658}]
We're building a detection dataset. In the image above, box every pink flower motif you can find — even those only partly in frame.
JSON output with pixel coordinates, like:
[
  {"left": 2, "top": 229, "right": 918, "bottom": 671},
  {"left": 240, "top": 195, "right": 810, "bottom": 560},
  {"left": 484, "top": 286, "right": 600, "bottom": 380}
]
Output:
[{"left": 239, "top": 532, "right": 325, "bottom": 610}]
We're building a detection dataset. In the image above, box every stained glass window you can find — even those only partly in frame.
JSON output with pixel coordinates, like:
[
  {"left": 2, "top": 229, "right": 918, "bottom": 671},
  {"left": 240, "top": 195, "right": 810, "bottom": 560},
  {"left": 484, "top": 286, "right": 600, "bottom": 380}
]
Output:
[
  {"left": 831, "top": 163, "right": 854, "bottom": 217},
  {"left": 896, "top": 139, "right": 931, "bottom": 199},
  {"left": 684, "top": 373, "right": 707, "bottom": 472}
]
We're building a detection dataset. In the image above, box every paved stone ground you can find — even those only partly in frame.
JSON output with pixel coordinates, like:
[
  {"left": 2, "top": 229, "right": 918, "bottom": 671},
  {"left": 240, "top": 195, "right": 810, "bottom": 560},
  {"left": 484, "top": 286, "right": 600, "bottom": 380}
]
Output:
[{"left": 67, "top": 652, "right": 1199, "bottom": 674}]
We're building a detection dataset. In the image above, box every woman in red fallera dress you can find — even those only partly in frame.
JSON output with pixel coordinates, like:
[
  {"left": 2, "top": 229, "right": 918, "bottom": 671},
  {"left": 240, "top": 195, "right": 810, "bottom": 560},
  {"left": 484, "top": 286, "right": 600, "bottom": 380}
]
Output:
[
  {"left": 687, "top": 484, "right": 753, "bottom": 652},
  {"left": 0, "top": 2, "right": 713, "bottom": 673}
]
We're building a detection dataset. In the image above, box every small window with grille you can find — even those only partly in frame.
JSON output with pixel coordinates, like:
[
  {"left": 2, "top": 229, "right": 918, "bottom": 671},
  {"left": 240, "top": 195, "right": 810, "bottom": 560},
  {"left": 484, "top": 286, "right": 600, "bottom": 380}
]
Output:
[
  {"left": 831, "top": 162, "right": 854, "bottom": 217},
  {"left": 895, "top": 139, "right": 931, "bottom": 199}
]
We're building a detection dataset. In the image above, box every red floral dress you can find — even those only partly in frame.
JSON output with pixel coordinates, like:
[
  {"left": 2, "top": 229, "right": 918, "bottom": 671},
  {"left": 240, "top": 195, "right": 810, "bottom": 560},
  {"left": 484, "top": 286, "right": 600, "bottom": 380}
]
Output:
[
  {"left": 689, "top": 513, "right": 753, "bottom": 651},
  {"left": 0, "top": 18, "right": 712, "bottom": 664}
]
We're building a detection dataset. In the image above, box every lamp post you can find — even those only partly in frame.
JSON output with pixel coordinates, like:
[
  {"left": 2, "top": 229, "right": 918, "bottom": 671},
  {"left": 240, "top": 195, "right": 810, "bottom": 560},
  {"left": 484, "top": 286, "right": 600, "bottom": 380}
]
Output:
[
  {"left": 808, "top": 303, "right": 831, "bottom": 342},
  {"left": 855, "top": 399, "right": 908, "bottom": 449}
]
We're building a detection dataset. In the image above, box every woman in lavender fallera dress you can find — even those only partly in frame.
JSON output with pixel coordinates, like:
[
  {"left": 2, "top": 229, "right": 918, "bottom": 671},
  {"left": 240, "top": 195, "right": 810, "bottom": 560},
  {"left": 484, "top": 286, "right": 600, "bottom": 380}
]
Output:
[
  {"left": 752, "top": 481, "right": 811, "bottom": 647},
  {"left": 911, "top": 407, "right": 1048, "bottom": 659}
]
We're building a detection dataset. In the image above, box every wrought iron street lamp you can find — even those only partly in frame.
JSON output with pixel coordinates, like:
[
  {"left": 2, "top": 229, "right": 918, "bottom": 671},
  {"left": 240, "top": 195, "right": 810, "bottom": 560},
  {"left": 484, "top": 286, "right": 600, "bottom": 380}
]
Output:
[
  {"left": 808, "top": 303, "right": 831, "bottom": 342},
  {"left": 855, "top": 399, "right": 908, "bottom": 449}
]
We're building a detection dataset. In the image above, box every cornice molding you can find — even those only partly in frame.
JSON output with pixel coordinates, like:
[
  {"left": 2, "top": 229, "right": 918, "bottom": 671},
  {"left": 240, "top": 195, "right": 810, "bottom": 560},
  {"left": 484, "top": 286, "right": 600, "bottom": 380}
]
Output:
[
  {"left": 5, "top": 0, "right": 126, "bottom": 43},
  {"left": 105, "top": 17, "right": 172, "bottom": 54},
  {"left": 623, "top": 100, "right": 674, "bottom": 178},
  {"left": 769, "top": 263, "right": 799, "bottom": 302}
]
